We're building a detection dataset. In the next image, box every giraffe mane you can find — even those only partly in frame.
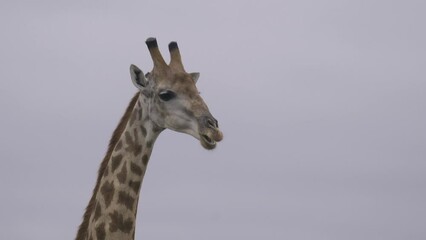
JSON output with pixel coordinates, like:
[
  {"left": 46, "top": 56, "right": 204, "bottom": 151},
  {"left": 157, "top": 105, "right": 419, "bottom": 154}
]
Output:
[{"left": 75, "top": 92, "right": 140, "bottom": 240}]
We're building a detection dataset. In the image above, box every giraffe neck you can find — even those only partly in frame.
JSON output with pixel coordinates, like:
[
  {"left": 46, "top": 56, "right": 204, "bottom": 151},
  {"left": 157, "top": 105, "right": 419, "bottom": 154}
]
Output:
[{"left": 77, "top": 93, "right": 163, "bottom": 240}]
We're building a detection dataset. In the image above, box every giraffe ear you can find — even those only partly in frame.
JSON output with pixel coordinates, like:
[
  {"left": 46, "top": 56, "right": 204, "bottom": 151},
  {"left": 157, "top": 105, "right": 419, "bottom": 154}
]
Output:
[
  {"left": 130, "top": 64, "right": 147, "bottom": 89},
  {"left": 190, "top": 72, "right": 200, "bottom": 83}
]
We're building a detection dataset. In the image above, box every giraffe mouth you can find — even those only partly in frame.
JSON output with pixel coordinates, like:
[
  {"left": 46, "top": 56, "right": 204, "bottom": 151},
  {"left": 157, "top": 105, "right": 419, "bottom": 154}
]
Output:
[
  {"left": 201, "top": 134, "right": 217, "bottom": 149},
  {"left": 198, "top": 117, "right": 223, "bottom": 150}
]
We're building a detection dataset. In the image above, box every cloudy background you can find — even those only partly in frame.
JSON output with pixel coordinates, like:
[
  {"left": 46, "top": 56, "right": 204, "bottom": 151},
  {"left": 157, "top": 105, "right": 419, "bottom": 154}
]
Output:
[{"left": 1, "top": 0, "right": 425, "bottom": 239}]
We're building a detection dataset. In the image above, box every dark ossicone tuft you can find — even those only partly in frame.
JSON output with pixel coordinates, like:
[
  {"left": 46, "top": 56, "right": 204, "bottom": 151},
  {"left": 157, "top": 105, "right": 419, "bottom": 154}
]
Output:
[
  {"left": 145, "top": 37, "right": 158, "bottom": 49},
  {"left": 168, "top": 41, "right": 178, "bottom": 51}
]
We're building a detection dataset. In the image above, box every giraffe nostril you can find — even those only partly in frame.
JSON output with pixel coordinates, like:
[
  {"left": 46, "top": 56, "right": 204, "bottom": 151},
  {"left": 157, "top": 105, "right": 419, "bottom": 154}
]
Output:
[
  {"left": 207, "top": 118, "right": 216, "bottom": 129},
  {"left": 201, "top": 116, "right": 219, "bottom": 129}
]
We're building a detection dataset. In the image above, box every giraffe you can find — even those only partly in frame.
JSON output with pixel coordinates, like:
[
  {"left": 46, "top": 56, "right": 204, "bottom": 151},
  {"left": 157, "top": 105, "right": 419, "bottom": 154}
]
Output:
[{"left": 75, "top": 37, "right": 223, "bottom": 240}]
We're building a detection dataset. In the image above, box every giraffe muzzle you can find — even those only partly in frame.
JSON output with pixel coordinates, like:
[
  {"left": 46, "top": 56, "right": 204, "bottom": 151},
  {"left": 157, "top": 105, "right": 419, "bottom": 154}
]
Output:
[{"left": 199, "top": 116, "right": 223, "bottom": 150}]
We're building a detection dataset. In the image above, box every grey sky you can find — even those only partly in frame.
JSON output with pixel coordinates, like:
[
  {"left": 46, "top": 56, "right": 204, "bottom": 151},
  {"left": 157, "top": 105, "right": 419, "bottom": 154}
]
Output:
[{"left": 1, "top": 0, "right": 425, "bottom": 239}]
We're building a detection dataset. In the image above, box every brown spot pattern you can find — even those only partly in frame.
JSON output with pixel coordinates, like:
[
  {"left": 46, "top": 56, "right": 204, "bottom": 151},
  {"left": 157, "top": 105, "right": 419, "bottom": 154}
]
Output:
[
  {"left": 103, "top": 167, "right": 110, "bottom": 177},
  {"left": 109, "top": 211, "right": 134, "bottom": 233},
  {"left": 125, "top": 131, "right": 142, "bottom": 156},
  {"left": 129, "top": 180, "right": 141, "bottom": 193},
  {"left": 96, "top": 223, "right": 106, "bottom": 240},
  {"left": 93, "top": 203, "right": 102, "bottom": 222},
  {"left": 146, "top": 140, "right": 153, "bottom": 149},
  {"left": 140, "top": 125, "right": 147, "bottom": 137},
  {"left": 117, "top": 191, "right": 136, "bottom": 211},
  {"left": 117, "top": 162, "right": 127, "bottom": 184},
  {"left": 100, "top": 181, "right": 115, "bottom": 208},
  {"left": 111, "top": 154, "right": 123, "bottom": 172},
  {"left": 130, "top": 162, "right": 143, "bottom": 175},
  {"left": 142, "top": 155, "right": 149, "bottom": 166},
  {"left": 115, "top": 139, "right": 123, "bottom": 151}
]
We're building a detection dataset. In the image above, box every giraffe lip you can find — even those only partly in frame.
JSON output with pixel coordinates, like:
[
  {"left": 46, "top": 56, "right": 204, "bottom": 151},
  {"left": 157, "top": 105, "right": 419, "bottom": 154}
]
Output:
[
  {"left": 201, "top": 134, "right": 216, "bottom": 149},
  {"left": 202, "top": 135, "right": 215, "bottom": 144}
]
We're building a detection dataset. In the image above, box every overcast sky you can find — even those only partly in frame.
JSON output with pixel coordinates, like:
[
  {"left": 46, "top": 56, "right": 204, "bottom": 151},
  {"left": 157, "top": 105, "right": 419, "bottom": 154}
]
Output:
[{"left": 1, "top": 0, "right": 425, "bottom": 239}]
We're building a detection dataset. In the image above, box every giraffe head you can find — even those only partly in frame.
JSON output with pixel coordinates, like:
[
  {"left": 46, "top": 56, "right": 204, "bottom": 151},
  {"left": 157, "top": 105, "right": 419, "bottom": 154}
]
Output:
[{"left": 129, "top": 38, "right": 223, "bottom": 150}]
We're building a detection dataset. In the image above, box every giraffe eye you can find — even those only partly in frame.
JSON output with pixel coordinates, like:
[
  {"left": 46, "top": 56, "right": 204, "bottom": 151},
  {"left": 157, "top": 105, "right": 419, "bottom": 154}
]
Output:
[{"left": 158, "top": 90, "right": 176, "bottom": 101}]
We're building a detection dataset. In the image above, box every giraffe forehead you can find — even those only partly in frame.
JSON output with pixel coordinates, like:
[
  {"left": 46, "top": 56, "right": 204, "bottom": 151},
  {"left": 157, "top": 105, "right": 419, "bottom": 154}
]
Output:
[{"left": 157, "top": 73, "right": 198, "bottom": 93}]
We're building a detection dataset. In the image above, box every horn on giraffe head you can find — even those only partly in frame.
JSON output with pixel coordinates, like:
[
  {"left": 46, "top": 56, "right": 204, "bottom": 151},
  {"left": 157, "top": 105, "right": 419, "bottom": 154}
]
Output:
[
  {"left": 146, "top": 37, "right": 167, "bottom": 73},
  {"left": 168, "top": 41, "right": 185, "bottom": 72}
]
